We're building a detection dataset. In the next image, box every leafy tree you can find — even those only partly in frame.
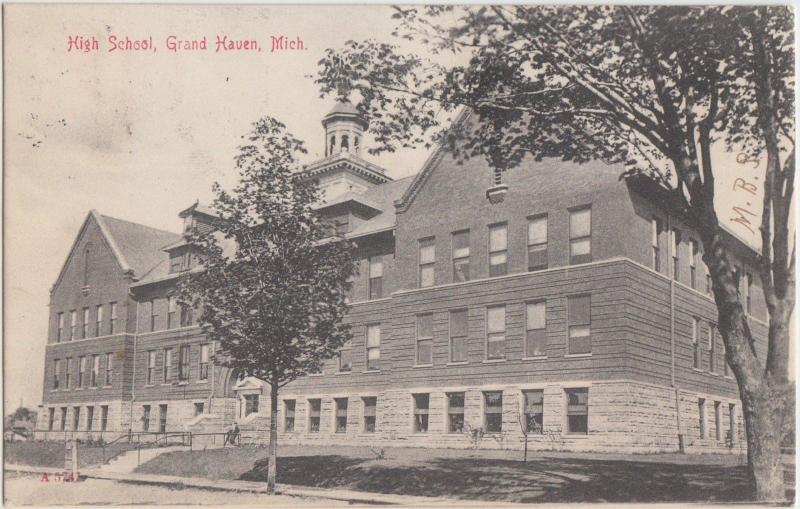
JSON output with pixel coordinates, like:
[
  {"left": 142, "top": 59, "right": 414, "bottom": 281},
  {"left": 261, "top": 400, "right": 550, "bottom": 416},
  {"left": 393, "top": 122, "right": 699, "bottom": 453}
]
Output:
[
  {"left": 316, "top": 6, "right": 794, "bottom": 501},
  {"left": 178, "top": 117, "right": 357, "bottom": 494}
]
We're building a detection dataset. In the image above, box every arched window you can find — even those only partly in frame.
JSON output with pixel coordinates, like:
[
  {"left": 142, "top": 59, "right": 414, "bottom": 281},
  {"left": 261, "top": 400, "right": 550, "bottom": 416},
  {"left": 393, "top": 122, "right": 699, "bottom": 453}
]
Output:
[
  {"left": 329, "top": 135, "right": 336, "bottom": 155},
  {"left": 341, "top": 135, "right": 349, "bottom": 152},
  {"left": 354, "top": 136, "right": 360, "bottom": 152}
]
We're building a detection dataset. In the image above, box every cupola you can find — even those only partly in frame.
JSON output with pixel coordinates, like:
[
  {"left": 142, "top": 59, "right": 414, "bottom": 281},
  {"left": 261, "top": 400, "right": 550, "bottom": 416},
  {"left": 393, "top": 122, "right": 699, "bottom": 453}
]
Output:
[{"left": 322, "top": 102, "right": 369, "bottom": 156}]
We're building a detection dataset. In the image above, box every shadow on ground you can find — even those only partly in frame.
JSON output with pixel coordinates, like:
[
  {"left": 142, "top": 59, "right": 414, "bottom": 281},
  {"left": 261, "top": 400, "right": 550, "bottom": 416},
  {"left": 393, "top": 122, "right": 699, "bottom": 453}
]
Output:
[{"left": 239, "top": 454, "right": 794, "bottom": 503}]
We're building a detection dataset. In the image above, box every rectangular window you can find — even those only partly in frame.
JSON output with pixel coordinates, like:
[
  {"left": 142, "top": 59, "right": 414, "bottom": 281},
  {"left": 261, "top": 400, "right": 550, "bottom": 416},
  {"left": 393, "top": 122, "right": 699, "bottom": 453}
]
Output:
[
  {"left": 142, "top": 405, "right": 151, "bottom": 431},
  {"left": 447, "top": 392, "right": 465, "bottom": 433},
  {"left": 180, "top": 303, "right": 193, "bottom": 327},
  {"left": 308, "top": 399, "right": 321, "bottom": 433},
  {"left": 194, "top": 402, "right": 204, "bottom": 417},
  {"left": 284, "top": 400, "right": 295, "bottom": 432},
  {"left": 244, "top": 395, "right": 259, "bottom": 416},
  {"left": 338, "top": 342, "right": 352, "bottom": 372},
  {"left": 708, "top": 324, "right": 716, "bottom": 374},
  {"left": 672, "top": 229, "right": 681, "bottom": 281},
  {"left": 729, "top": 403, "right": 736, "bottom": 443},
  {"left": 48, "top": 408, "right": 55, "bottom": 431},
  {"left": 65, "top": 358, "right": 72, "bottom": 389},
  {"left": 53, "top": 359, "right": 61, "bottom": 390},
  {"left": 78, "top": 356, "right": 86, "bottom": 388},
  {"left": 366, "top": 325, "right": 380, "bottom": 371},
  {"left": 745, "top": 273, "right": 753, "bottom": 315},
  {"left": 100, "top": 405, "right": 108, "bottom": 431},
  {"left": 690, "top": 239, "right": 699, "bottom": 289},
  {"left": 698, "top": 398, "right": 706, "bottom": 438},
  {"left": 159, "top": 404, "right": 167, "bottom": 433},
  {"left": 70, "top": 310, "right": 77, "bottom": 340},
  {"left": 486, "top": 305, "right": 506, "bottom": 360},
  {"left": 692, "top": 318, "right": 701, "bottom": 369},
  {"left": 566, "top": 388, "right": 589, "bottom": 434},
  {"left": 569, "top": 207, "right": 592, "bottom": 264},
  {"left": 91, "top": 354, "right": 99, "bottom": 387},
  {"left": 60, "top": 408, "right": 67, "bottom": 431},
  {"left": 179, "top": 345, "right": 190, "bottom": 381},
  {"left": 73, "top": 407, "right": 81, "bottom": 431},
  {"left": 651, "top": 217, "right": 663, "bottom": 272},
  {"left": 416, "top": 314, "right": 433, "bottom": 365},
  {"left": 526, "top": 301, "right": 547, "bottom": 357},
  {"left": 368, "top": 256, "right": 383, "bottom": 299},
  {"left": 363, "top": 397, "right": 377, "bottom": 433},
  {"left": 168, "top": 296, "right": 178, "bottom": 329},
  {"left": 523, "top": 390, "right": 544, "bottom": 434},
  {"left": 149, "top": 300, "right": 158, "bottom": 332},
  {"left": 335, "top": 398, "right": 348, "bottom": 433},
  {"left": 452, "top": 230, "right": 470, "bottom": 282},
  {"left": 723, "top": 339, "right": 729, "bottom": 376},
  {"left": 109, "top": 302, "right": 117, "bottom": 334},
  {"left": 706, "top": 274, "right": 712, "bottom": 295},
  {"left": 95, "top": 305, "right": 103, "bottom": 336},
  {"left": 488, "top": 223, "right": 508, "bottom": 277},
  {"left": 413, "top": 393, "right": 429, "bottom": 433},
  {"left": 199, "top": 344, "right": 210, "bottom": 381},
  {"left": 82, "top": 307, "right": 90, "bottom": 338},
  {"left": 419, "top": 237, "right": 435, "bottom": 288},
  {"left": 105, "top": 353, "right": 113, "bottom": 386},
  {"left": 147, "top": 351, "right": 156, "bottom": 385},
  {"left": 714, "top": 401, "right": 722, "bottom": 441},
  {"left": 527, "top": 215, "right": 548, "bottom": 271},
  {"left": 484, "top": 391, "right": 503, "bottom": 433},
  {"left": 87, "top": 406, "right": 94, "bottom": 431},
  {"left": 567, "top": 295, "right": 591, "bottom": 355},
  {"left": 57, "top": 313, "right": 64, "bottom": 342},
  {"left": 163, "top": 348, "right": 172, "bottom": 383},
  {"left": 449, "top": 309, "right": 468, "bottom": 363}
]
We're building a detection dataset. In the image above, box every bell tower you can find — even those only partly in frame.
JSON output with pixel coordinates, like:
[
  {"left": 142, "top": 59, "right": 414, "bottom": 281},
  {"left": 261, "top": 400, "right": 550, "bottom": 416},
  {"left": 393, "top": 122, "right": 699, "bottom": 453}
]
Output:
[{"left": 322, "top": 102, "right": 368, "bottom": 156}]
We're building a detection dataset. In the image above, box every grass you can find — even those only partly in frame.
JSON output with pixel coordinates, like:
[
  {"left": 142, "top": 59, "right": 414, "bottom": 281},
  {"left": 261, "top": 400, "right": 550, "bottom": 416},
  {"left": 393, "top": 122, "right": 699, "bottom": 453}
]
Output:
[
  {"left": 4, "top": 440, "right": 138, "bottom": 469},
  {"left": 135, "top": 444, "right": 796, "bottom": 503}
]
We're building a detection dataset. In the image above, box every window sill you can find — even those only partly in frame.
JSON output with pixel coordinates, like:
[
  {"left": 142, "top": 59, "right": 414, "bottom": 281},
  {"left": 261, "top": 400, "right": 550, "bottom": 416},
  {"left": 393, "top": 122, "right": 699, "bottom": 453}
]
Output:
[
  {"left": 522, "top": 356, "right": 547, "bottom": 361},
  {"left": 196, "top": 380, "right": 209, "bottom": 384},
  {"left": 176, "top": 381, "right": 189, "bottom": 385},
  {"left": 563, "top": 434, "right": 589, "bottom": 439},
  {"left": 446, "top": 361, "right": 468, "bottom": 366},
  {"left": 362, "top": 370, "right": 380, "bottom": 374},
  {"left": 335, "top": 371, "right": 352, "bottom": 375},
  {"left": 413, "top": 364, "right": 434, "bottom": 368},
  {"left": 482, "top": 359, "right": 506, "bottom": 364},
  {"left": 308, "top": 373, "right": 324, "bottom": 377},
  {"left": 564, "top": 353, "right": 592, "bottom": 358},
  {"left": 144, "top": 384, "right": 155, "bottom": 388},
  {"left": 103, "top": 385, "right": 112, "bottom": 389}
]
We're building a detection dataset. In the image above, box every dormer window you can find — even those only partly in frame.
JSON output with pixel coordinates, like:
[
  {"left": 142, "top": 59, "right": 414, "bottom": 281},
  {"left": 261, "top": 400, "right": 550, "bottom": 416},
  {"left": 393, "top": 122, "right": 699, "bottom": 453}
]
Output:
[
  {"left": 169, "top": 247, "right": 192, "bottom": 273},
  {"left": 183, "top": 215, "right": 195, "bottom": 235}
]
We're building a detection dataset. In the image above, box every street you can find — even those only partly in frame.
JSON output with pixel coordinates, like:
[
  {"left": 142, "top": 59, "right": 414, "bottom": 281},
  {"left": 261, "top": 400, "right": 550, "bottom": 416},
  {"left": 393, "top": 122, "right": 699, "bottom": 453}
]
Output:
[{"left": 3, "top": 473, "right": 347, "bottom": 507}]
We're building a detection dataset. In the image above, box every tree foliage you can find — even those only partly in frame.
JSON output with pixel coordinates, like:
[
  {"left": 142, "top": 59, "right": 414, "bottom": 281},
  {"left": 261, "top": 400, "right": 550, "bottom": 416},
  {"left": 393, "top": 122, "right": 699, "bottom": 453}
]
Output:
[{"left": 177, "top": 117, "right": 357, "bottom": 388}]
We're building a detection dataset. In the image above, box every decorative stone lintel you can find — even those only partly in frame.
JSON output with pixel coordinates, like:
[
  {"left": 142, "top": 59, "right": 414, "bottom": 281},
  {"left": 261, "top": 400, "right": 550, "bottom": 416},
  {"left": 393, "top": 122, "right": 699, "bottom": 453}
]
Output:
[{"left": 486, "top": 184, "right": 509, "bottom": 204}]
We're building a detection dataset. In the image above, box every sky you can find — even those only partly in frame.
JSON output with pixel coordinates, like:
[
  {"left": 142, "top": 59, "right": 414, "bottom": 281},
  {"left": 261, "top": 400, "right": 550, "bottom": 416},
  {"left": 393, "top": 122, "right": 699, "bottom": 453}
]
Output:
[{"left": 3, "top": 4, "right": 788, "bottom": 412}]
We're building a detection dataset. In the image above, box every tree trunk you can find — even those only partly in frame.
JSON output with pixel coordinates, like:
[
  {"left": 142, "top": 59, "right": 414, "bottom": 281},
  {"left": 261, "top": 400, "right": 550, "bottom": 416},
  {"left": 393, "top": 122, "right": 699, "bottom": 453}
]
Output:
[
  {"left": 698, "top": 211, "right": 790, "bottom": 502},
  {"left": 740, "top": 379, "right": 788, "bottom": 502},
  {"left": 267, "top": 383, "right": 279, "bottom": 494}
]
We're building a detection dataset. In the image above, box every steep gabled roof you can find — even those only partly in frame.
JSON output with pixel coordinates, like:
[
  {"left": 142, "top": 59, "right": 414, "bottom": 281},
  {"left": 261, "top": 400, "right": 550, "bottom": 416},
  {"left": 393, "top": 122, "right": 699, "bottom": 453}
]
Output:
[
  {"left": 50, "top": 210, "right": 181, "bottom": 292},
  {"left": 99, "top": 214, "right": 182, "bottom": 277}
]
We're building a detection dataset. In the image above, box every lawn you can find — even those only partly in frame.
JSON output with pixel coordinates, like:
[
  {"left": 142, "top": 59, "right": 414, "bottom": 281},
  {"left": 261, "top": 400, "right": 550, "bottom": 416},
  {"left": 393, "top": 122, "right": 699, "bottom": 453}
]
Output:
[
  {"left": 4, "top": 440, "right": 137, "bottom": 469},
  {"left": 134, "top": 444, "right": 796, "bottom": 503}
]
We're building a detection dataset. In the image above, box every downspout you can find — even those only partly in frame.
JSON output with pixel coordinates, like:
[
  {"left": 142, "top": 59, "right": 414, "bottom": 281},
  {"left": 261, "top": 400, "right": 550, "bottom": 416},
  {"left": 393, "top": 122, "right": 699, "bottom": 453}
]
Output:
[
  {"left": 129, "top": 298, "right": 139, "bottom": 434},
  {"left": 668, "top": 213, "right": 684, "bottom": 452}
]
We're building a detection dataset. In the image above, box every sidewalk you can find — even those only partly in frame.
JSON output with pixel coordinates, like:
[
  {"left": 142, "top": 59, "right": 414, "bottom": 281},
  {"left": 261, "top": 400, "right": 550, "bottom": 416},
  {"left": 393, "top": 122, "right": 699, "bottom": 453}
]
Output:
[{"left": 6, "top": 463, "right": 506, "bottom": 506}]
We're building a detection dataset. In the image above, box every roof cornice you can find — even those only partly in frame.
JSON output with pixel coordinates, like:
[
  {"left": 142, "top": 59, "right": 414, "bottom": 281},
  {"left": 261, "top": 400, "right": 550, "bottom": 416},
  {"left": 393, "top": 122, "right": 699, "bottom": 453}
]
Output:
[{"left": 302, "top": 153, "right": 392, "bottom": 185}]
